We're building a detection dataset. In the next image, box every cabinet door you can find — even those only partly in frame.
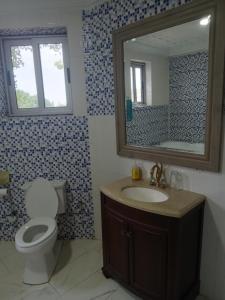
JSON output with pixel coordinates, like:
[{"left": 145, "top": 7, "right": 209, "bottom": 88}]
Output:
[
  {"left": 102, "top": 207, "right": 129, "bottom": 283},
  {"left": 129, "top": 222, "right": 167, "bottom": 300}
]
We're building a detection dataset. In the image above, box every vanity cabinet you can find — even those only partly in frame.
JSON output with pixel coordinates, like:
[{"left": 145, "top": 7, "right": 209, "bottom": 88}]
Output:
[{"left": 101, "top": 193, "right": 204, "bottom": 300}]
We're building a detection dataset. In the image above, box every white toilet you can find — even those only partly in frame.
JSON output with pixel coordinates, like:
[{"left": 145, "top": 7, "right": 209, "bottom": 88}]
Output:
[{"left": 15, "top": 178, "right": 66, "bottom": 285}]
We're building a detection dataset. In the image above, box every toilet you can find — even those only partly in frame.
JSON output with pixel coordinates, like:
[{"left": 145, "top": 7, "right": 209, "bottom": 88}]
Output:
[{"left": 15, "top": 178, "right": 66, "bottom": 285}]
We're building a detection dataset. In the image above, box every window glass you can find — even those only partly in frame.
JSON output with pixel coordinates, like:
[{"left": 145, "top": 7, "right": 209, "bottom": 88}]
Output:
[
  {"left": 4, "top": 36, "right": 71, "bottom": 116},
  {"left": 135, "top": 67, "right": 142, "bottom": 103},
  {"left": 130, "top": 62, "right": 145, "bottom": 104},
  {"left": 11, "top": 45, "right": 38, "bottom": 109},
  {"left": 39, "top": 43, "right": 67, "bottom": 108},
  {"left": 130, "top": 66, "right": 134, "bottom": 102}
]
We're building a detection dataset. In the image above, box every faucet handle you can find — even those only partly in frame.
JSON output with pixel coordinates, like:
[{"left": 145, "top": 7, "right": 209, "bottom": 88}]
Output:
[
  {"left": 169, "top": 170, "right": 183, "bottom": 190},
  {"left": 160, "top": 168, "right": 167, "bottom": 188}
]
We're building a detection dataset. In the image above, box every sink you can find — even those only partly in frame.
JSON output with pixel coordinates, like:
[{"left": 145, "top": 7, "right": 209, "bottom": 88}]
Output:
[{"left": 122, "top": 187, "right": 168, "bottom": 203}]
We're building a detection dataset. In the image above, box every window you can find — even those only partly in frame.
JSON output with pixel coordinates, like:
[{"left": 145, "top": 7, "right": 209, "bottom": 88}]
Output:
[
  {"left": 130, "top": 61, "right": 146, "bottom": 104},
  {"left": 3, "top": 36, "right": 72, "bottom": 116}
]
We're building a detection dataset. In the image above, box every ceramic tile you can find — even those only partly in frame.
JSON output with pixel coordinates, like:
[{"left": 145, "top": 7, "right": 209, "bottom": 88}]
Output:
[
  {"left": 107, "top": 286, "right": 141, "bottom": 300},
  {"left": 71, "top": 238, "right": 102, "bottom": 252},
  {"left": 0, "top": 281, "right": 25, "bottom": 300},
  {"left": 0, "top": 115, "right": 94, "bottom": 240},
  {"left": 2, "top": 250, "right": 25, "bottom": 273},
  {"left": 0, "top": 269, "right": 30, "bottom": 300},
  {"left": 53, "top": 240, "right": 101, "bottom": 277},
  {"left": 57, "top": 240, "right": 88, "bottom": 267},
  {"left": 20, "top": 284, "right": 60, "bottom": 300},
  {"left": 0, "top": 258, "right": 10, "bottom": 277},
  {"left": 0, "top": 241, "right": 17, "bottom": 258},
  {"left": 95, "top": 294, "right": 114, "bottom": 300},
  {"left": 63, "top": 270, "right": 118, "bottom": 300},
  {"left": 51, "top": 248, "right": 102, "bottom": 295}
]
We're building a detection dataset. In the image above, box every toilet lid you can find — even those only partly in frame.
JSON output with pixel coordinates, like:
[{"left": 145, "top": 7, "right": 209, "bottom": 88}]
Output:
[{"left": 25, "top": 178, "right": 58, "bottom": 218}]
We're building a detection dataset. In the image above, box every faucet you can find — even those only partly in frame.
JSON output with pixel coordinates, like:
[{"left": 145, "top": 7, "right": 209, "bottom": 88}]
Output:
[
  {"left": 169, "top": 170, "right": 183, "bottom": 190},
  {"left": 150, "top": 162, "right": 164, "bottom": 187}
]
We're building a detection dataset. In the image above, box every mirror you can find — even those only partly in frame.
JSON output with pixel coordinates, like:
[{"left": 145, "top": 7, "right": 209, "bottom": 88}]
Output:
[
  {"left": 124, "top": 18, "right": 209, "bottom": 155},
  {"left": 113, "top": 0, "right": 225, "bottom": 171}
]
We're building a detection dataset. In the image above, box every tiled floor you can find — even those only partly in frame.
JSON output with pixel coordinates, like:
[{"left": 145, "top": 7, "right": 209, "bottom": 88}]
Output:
[{"left": 0, "top": 239, "right": 206, "bottom": 300}]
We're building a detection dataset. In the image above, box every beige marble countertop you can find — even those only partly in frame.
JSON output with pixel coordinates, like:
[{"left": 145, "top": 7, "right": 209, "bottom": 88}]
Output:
[{"left": 100, "top": 177, "right": 205, "bottom": 218}]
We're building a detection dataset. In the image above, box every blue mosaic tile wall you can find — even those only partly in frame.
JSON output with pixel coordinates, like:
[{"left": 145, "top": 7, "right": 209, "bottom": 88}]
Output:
[
  {"left": 0, "top": 116, "right": 94, "bottom": 240},
  {"left": 125, "top": 52, "right": 207, "bottom": 146},
  {"left": 126, "top": 105, "right": 168, "bottom": 146},
  {"left": 82, "top": 0, "right": 192, "bottom": 116},
  {"left": 169, "top": 52, "right": 208, "bottom": 143},
  {"left": 0, "top": 27, "right": 94, "bottom": 240}
]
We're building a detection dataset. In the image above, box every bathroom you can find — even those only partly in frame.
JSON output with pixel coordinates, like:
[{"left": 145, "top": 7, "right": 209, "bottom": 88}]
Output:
[{"left": 0, "top": 0, "right": 224, "bottom": 299}]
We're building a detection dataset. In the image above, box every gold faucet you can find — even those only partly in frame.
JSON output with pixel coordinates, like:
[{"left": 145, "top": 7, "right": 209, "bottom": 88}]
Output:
[{"left": 150, "top": 162, "right": 165, "bottom": 187}]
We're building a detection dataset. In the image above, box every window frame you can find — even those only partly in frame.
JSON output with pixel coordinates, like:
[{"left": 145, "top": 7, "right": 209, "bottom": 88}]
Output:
[
  {"left": 130, "top": 61, "right": 146, "bottom": 105},
  {"left": 3, "top": 36, "right": 72, "bottom": 116}
]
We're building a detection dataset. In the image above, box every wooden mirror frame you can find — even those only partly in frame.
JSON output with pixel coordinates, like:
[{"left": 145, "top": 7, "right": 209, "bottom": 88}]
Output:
[{"left": 113, "top": 0, "right": 225, "bottom": 172}]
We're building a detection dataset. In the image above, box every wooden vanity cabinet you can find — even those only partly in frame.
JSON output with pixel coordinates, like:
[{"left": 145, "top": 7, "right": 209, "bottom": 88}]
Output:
[{"left": 101, "top": 193, "right": 204, "bottom": 300}]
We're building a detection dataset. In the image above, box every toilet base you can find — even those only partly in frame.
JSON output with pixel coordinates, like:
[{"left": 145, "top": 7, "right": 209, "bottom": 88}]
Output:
[{"left": 23, "top": 240, "right": 63, "bottom": 285}]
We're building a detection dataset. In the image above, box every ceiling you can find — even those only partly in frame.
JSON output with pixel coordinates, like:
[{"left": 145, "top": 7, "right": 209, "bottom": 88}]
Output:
[{"left": 126, "top": 18, "right": 210, "bottom": 57}]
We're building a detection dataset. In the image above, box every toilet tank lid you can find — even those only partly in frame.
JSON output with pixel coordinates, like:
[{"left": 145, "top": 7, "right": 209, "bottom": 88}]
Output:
[
  {"left": 21, "top": 180, "right": 66, "bottom": 191},
  {"left": 25, "top": 178, "right": 58, "bottom": 219}
]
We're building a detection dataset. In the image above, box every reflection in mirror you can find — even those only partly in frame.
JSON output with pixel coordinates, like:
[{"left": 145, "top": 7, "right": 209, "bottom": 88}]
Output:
[{"left": 124, "top": 17, "right": 210, "bottom": 155}]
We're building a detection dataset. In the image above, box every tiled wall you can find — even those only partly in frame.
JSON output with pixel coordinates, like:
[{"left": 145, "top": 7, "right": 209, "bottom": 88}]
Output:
[
  {"left": 126, "top": 52, "right": 208, "bottom": 146},
  {"left": 0, "top": 28, "right": 94, "bottom": 240},
  {"left": 82, "top": 0, "right": 191, "bottom": 116},
  {"left": 169, "top": 52, "right": 208, "bottom": 143},
  {"left": 0, "top": 115, "right": 94, "bottom": 240},
  {"left": 126, "top": 105, "right": 168, "bottom": 146}
]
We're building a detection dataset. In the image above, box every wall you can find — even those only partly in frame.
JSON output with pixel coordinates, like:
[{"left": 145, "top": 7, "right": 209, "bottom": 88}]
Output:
[
  {"left": 83, "top": 1, "right": 225, "bottom": 300},
  {"left": 0, "top": 3, "right": 94, "bottom": 239},
  {"left": 124, "top": 43, "right": 169, "bottom": 106},
  {"left": 169, "top": 51, "right": 208, "bottom": 143},
  {"left": 126, "top": 105, "right": 168, "bottom": 146}
]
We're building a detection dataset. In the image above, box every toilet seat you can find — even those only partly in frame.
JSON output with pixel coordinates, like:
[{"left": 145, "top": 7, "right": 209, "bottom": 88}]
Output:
[{"left": 15, "top": 217, "right": 57, "bottom": 248}]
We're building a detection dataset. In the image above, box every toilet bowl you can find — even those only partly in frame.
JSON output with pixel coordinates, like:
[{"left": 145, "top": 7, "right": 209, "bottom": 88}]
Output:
[{"left": 15, "top": 178, "right": 66, "bottom": 285}]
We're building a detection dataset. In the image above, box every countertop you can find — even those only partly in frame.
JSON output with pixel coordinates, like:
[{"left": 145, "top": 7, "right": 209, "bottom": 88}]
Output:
[{"left": 100, "top": 177, "right": 205, "bottom": 218}]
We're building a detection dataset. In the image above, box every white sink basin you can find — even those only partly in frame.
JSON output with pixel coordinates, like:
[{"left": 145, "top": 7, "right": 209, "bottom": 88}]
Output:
[{"left": 122, "top": 187, "right": 168, "bottom": 203}]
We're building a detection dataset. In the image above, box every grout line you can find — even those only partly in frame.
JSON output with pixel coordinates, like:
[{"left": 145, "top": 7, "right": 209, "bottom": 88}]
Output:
[{"left": 90, "top": 289, "right": 117, "bottom": 300}]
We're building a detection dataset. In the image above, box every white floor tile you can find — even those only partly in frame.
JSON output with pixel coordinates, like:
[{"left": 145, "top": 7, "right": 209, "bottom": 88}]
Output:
[
  {"left": 19, "top": 284, "right": 60, "bottom": 300},
  {"left": 51, "top": 248, "right": 102, "bottom": 295},
  {"left": 0, "top": 241, "right": 17, "bottom": 258},
  {"left": 0, "top": 258, "right": 10, "bottom": 277},
  {"left": 2, "top": 250, "right": 25, "bottom": 273},
  {"left": 62, "top": 270, "right": 118, "bottom": 300},
  {"left": 71, "top": 239, "right": 102, "bottom": 252},
  {"left": 0, "top": 270, "right": 30, "bottom": 300},
  {"left": 0, "top": 281, "right": 24, "bottom": 300},
  {"left": 107, "top": 286, "right": 141, "bottom": 300}
]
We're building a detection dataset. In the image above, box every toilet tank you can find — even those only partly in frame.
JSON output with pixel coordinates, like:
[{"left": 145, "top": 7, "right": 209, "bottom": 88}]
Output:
[
  {"left": 21, "top": 179, "right": 66, "bottom": 214},
  {"left": 51, "top": 180, "right": 66, "bottom": 214}
]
